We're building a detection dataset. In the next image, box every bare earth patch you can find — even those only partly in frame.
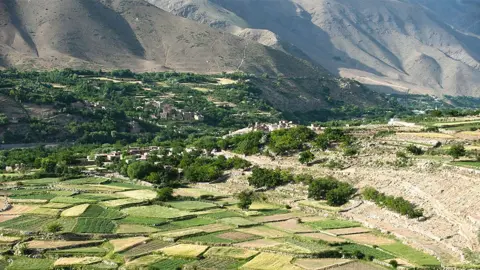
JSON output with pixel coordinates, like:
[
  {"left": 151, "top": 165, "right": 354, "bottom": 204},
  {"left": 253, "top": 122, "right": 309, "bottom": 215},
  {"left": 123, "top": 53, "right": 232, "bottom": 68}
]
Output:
[
  {"left": 267, "top": 219, "right": 315, "bottom": 233},
  {"left": 0, "top": 215, "right": 19, "bottom": 223},
  {"left": 293, "top": 258, "right": 352, "bottom": 269},
  {"left": 235, "top": 239, "right": 281, "bottom": 249},
  {"left": 237, "top": 226, "right": 289, "bottom": 238},
  {"left": 110, "top": 237, "right": 149, "bottom": 253},
  {"left": 0, "top": 205, "right": 38, "bottom": 215},
  {"left": 54, "top": 257, "right": 102, "bottom": 267},
  {"left": 217, "top": 231, "right": 257, "bottom": 241},
  {"left": 159, "top": 244, "right": 209, "bottom": 258},
  {"left": 298, "top": 233, "right": 347, "bottom": 244},
  {"left": 252, "top": 213, "right": 302, "bottom": 223},
  {"left": 343, "top": 233, "right": 396, "bottom": 246}
]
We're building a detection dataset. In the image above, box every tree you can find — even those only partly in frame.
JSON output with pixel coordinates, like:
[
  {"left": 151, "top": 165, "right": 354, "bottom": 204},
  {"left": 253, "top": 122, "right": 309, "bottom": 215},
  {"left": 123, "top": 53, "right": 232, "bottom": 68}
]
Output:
[
  {"left": 308, "top": 177, "right": 340, "bottom": 200},
  {"left": 95, "top": 156, "right": 107, "bottom": 167},
  {"left": 448, "top": 144, "right": 466, "bottom": 160},
  {"left": 237, "top": 190, "right": 254, "bottom": 210},
  {"left": 127, "top": 161, "right": 155, "bottom": 180},
  {"left": 157, "top": 187, "right": 174, "bottom": 201},
  {"left": 326, "top": 185, "right": 354, "bottom": 206},
  {"left": 299, "top": 150, "right": 315, "bottom": 165},
  {"left": 248, "top": 166, "right": 292, "bottom": 188},
  {"left": 41, "top": 158, "right": 56, "bottom": 173},
  {"left": 45, "top": 222, "right": 63, "bottom": 233}
]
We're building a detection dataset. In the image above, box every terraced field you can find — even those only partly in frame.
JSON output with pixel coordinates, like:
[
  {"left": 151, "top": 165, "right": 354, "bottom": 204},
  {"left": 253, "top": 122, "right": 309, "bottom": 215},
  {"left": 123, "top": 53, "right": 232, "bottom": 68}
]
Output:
[{"left": 0, "top": 178, "right": 439, "bottom": 269}]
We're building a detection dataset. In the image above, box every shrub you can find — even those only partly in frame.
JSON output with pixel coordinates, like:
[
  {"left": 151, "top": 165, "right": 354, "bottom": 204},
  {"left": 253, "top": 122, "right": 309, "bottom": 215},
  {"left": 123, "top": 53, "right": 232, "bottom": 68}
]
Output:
[
  {"left": 406, "top": 145, "right": 424, "bottom": 155},
  {"left": 45, "top": 222, "right": 63, "bottom": 233},
  {"left": 298, "top": 150, "right": 315, "bottom": 165},
  {"left": 237, "top": 190, "right": 254, "bottom": 210},
  {"left": 157, "top": 187, "right": 174, "bottom": 202},
  {"left": 354, "top": 250, "right": 365, "bottom": 260},
  {"left": 268, "top": 126, "right": 316, "bottom": 155},
  {"left": 389, "top": 259, "right": 399, "bottom": 268},
  {"left": 343, "top": 146, "right": 358, "bottom": 156},
  {"left": 448, "top": 144, "right": 466, "bottom": 160},
  {"left": 326, "top": 185, "right": 355, "bottom": 206}
]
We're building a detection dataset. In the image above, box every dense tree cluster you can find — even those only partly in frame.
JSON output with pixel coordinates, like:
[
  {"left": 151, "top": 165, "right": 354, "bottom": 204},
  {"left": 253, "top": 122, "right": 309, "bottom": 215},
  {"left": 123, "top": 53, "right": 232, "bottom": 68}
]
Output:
[
  {"left": 308, "top": 177, "right": 355, "bottom": 206},
  {"left": 248, "top": 166, "right": 293, "bottom": 189}
]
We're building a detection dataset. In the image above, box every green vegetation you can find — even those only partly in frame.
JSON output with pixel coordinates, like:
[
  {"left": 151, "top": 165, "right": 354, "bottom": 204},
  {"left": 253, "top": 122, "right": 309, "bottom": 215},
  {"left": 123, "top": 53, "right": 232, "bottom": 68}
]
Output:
[
  {"left": 148, "top": 258, "right": 194, "bottom": 270},
  {"left": 237, "top": 190, "right": 254, "bottom": 210},
  {"left": 6, "top": 257, "right": 54, "bottom": 270},
  {"left": 166, "top": 201, "right": 217, "bottom": 211},
  {"left": 362, "top": 187, "right": 424, "bottom": 218},
  {"left": 81, "top": 205, "right": 125, "bottom": 219},
  {"left": 72, "top": 218, "right": 116, "bottom": 233},
  {"left": 381, "top": 242, "right": 440, "bottom": 266},
  {"left": 339, "top": 244, "right": 394, "bottom": 260},
  {"left": 305, "top": 219, "right": 361, "bottom": 230},
  {"left": 299, "top": 150, "right": 315, "bottom": 165},
  {"left": 47, "top": 247, "right": 107, "bottom": 256},
  {"left": 248, "top": 166, "right": 293, "bottom": 189},
  {"left": 0, "top": 215, "right": 54, "bottom": 231},
  {"left": 448, "top": 144, "right": 466, "bottom": 160},
  {"left": 308, "top": 177, "right": 355, "bottom": 206}
]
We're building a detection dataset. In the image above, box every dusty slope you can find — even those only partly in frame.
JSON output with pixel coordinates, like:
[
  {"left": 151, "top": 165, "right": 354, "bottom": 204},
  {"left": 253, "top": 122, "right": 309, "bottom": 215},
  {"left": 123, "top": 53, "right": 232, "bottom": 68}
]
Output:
[
  {"left": 0, "top": 0, "right": 322, "bottom": 77},
  {"left": 155, "top": 0, "right": 480, "bottom": 97}
]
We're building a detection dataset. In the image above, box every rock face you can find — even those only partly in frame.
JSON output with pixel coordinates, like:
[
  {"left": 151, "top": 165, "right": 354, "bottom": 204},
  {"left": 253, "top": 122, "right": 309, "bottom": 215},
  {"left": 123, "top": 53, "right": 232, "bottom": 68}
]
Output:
[{"left": 153, "top": 0, "right": 480, "bottom": 97}]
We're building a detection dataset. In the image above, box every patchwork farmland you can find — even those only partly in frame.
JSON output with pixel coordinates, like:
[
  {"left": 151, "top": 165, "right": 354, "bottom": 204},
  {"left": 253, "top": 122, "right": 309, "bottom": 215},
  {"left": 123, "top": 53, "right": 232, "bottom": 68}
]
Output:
[{"left": 0, "top": 176, "right": 439, "bottom": 269}]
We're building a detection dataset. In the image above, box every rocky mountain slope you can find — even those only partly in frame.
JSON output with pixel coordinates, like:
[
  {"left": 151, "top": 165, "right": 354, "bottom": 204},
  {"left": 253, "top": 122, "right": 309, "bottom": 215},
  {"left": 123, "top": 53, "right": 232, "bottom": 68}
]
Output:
[
  {"left": 0, "top": 0, "right": 321, "bottom": 76},
  {"left": 152, "top": 0, "right": 480, "bottom": 97}
]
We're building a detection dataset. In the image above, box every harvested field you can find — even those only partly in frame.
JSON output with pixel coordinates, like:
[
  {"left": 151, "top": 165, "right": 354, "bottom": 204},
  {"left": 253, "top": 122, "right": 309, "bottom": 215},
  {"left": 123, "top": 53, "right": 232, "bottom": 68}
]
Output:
[
  {"left": 121, "top": 205, "right": 192, "bottom": 219},
  {"left": 116, "top": 224, "right": 159, "bottom": 234},
  {"left": 298, "top": 233, "right": 348, "bottom": 244},
  {"left": 194, "top": 223, "right": 234, "bottom": 233},
  {"left": 166, "top": 200, "right": 218, "bottom": 211},
  {"left": 237, "top": 226, "right": 289, "bottom": 238},
  {"left": 159, "top": 244, "right": 209, "bottom": 258},
  {"left": 173, "top": 188, "right": 215, "bottom": 198},
  {"left": 187, "top": 256, "right": 244, "bottom": 270},
  {"left": 252, "top": 213, "right": 301, "bottom": 223},
  {"left": 0, "top": 205, "right": 38, "bottom": 215},
  {"left": 110, "top": 236, "right": 149, "bottom": 253},
  {"left": 396, "top": 132, "right": 454, "bottom": 139},
  {"left": 249, "top": 202, "right": 281, "bottom": 211},
  {"left": 217, "top": 231, "right": 258, "bottom": 242},
  {"left": 61, "top": 204, "right": 90, "bottom": 217},
  {"left": 328, "top": 261, "right": 387, "bottom": 270},
  {"left": 293, "top": 258, "right": 352, "bottom": 269},
  {"left": 121, "top": 239, "right": 172, "bottom": 258},
  {"left": 124, "top": 255, "right": 165, "bottom": 269},
  {"left": 100, "top": 198, "right": 143, "bottom": 208},
  {"left": 118, "top": 189, "right": 158, "bottom": 200},
  {"left": 155, "top": 228, "right": 204, "bottom": 241},
  {"left": 239, "top": 252, "right": 301, "bottom": 270},
  {"left": 204, "top": 247, "right": 259, "bottom": 259},
  {"left": 219, "top": 217, "right": 258, "bottom": 227},
  {"left": 26, "top": 240, "right": 103, "bottom": 250},
  {"left": 42, "top": 203, "right": 72, "bottom": 209},
  {"left": 235, "top": 239, "right": 281, "bottom": 249},
  {"left": 343, "top": 233, "right": 396, "bottom": 246},
  {"left": 53, "top": 257, "right": 102, "bottom": 267},
  {"left": 299, "top": 216, "right": 327, "bottom": 223},
  {"left": 0, "top": 235, "right": 20, "bottom": 244},
  {"left": 267, "top": 219, "right": 314, "bottom": 233},
  {"left": 325, "top": 227, "right": 371, "bottom": 236},
  {"left": 8, "top": 198, "right": 48, "bottom": 204}
]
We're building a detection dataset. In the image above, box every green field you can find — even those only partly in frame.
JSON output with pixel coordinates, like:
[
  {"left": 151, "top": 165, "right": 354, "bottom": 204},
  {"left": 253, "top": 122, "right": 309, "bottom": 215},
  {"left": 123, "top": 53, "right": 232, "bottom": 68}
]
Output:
[
  {"left": 148, "top": 258, "right": 193, "bottom": 270},
  {"left": 50, "top": 196, "right": 96, "bottom": 204},
  {"left": 121, "top": 205, "right": 193, "bottom": 219},
  {"left": 0, "top": 215, "right": 54, "bottom": 231},
  {"left": 9, "top": 193, "right": 56, "bottom": 200},
  {"left": 305, "top": 219, "right": 361, "bottom": 230},
  {"left": 20, "top": 178, "right": 61, "bottom": 186},
  {"left": 200, "top": 210, "right": 243, "bottom": 220},
  {"left": 46, "top": 246, "right": 107, "bottom": 256},
  {"left": 72, "top": 218, "right": 116, "bottom": 234},
  {"left": 6, "top": 257, "right": 54, "bottom": 270},
  {"left": 339, "top": 244, "right": 394, "bottom": 260},
  {"left": 451, "top": 161, "right": 480, "bottom": 169},
  {"left": 63, "top": 177, "right": 108, "bottom": 185},
  {"left": 381, "top": 242, "right": 440, "bottom": 266},
  {"left": 186, "top": 257, "right": 244, "bottom": 270},
  {"left": 117, "top": 216, "right": 167, "bottom": 226},
  {"left": 121, "top": 239, "right": 172, "bottom": 258},
  {"left": 156, "top": 217, "right": 215, "bottom": 231},
  {"left": 81, "top": 204, "right": 125, "bottom": 219},
  {"left": 165, "top": 201, "right": 218, "bottom": 211},
  {"left": 182, "top": 231, "right": 259, "bottom": 244}
]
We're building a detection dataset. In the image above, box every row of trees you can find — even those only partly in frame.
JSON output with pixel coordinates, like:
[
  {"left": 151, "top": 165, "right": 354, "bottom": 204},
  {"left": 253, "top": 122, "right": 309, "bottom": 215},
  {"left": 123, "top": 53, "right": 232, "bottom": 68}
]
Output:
[{"left": 362, "top": 187, "right": 424, "bottom": 218}]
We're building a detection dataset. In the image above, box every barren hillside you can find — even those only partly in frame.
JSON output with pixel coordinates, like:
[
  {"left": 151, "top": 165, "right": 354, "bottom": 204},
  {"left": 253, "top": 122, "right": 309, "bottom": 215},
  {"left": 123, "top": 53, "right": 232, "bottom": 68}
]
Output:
[
  {"left": 0, "top": 0, "right": 321, "bottom": 77},
  {"left": 154, "top": 0, "right": 480, "bottom": 97}
]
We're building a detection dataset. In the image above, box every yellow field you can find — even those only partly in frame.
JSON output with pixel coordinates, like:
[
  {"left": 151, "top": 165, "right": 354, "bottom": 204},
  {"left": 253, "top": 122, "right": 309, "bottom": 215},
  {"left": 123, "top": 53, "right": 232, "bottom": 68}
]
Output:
[
  {"left": 343, "top": 233, "right": 396, "bottom": 245},
  {"left": 240, "top": 252, "right": 301, "bottom": 270},
  {"left": 110, "top": 236, "right": 149, "bottom": 253},
  {"left": 159, "top": 244, "right": 209, "bottom": 258},
  {"left": 27, "top": 240, "right": 102, "bottom": 249},
  {"left": 125, "top": 255, "right": 165, "bottom": 269},
  {"left": 293, "top": 258, "right": 352, "bottom": 269},
  {"left": 54, "top": 257, "right": 102, "bottom": 267},
  {"left": 237, "top": 226, "right": 288, "bottom": 238},
  {"left": 215, "top": 78, "right": 238, "bottom": 85},
  {"left": 204, "top": 247, "right": 259, "bottom": 259},
  {"left": 8, "top": 199, "right": 48, "bottom": 204},
  {"left": 61, "top": 204, "right": 90, "bottom": 217},
  {"left": 116, "top": 224, "right": 159, "bottom": 234},
  {"left": 100, "top": 198, "right": 143, "bottom": 208},
  {"left": 0, "top": 236, "right": 21, "bottom": 244},
  {"left": 118, "top": 190, "right": 157, "bottom": 200}
]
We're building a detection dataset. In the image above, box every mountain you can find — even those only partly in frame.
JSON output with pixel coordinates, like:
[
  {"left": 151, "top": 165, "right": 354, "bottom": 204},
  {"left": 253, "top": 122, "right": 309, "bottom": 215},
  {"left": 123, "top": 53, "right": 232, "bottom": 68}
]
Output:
[
  {"left": 0, "top": 0, "right": 390, "bottom": 113},
  {"left": 151, "top": 0, "right": 480, "bottom": 97}
]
